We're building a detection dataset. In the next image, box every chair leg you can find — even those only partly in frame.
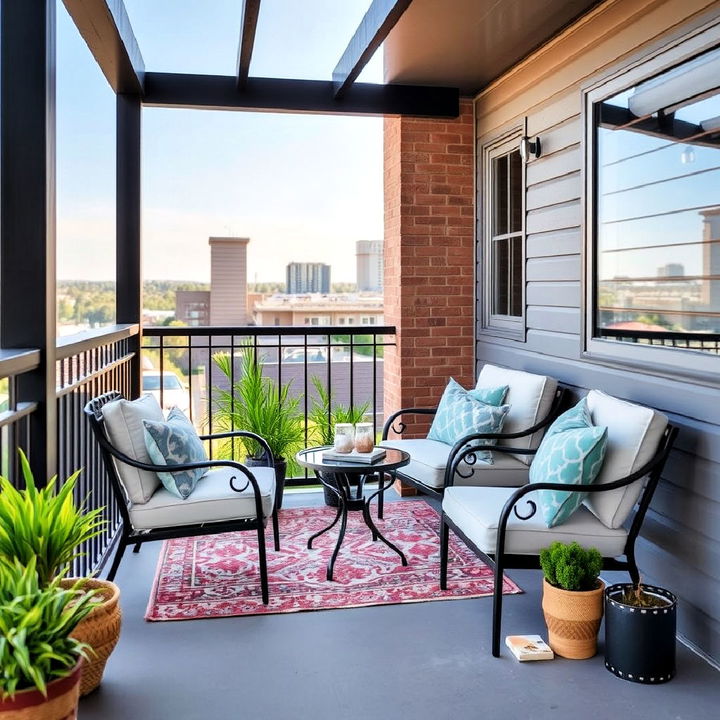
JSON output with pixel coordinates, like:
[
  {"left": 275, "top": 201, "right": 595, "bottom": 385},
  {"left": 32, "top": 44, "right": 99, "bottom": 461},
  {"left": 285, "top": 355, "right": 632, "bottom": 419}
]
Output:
[
  {"left": 133, "top": 542, "right": 141, "bottom": 553},
  {"left": 378, "top": 472, "right": 385, "bottom": 520},
  {"left": 272, "top": 510, "right": 280, "bottom": 552},
  {"left": 257, "top": 524, "right": 269, "bottom": 605},
  {"left": 491, "top": 554, "right": 504, "bottom": 658},
  {"left": 107, "top": 540, "right": 127, "bottom": 583},
  {"left": 439, "top": 514, "right": 450, "bottom": 590}
]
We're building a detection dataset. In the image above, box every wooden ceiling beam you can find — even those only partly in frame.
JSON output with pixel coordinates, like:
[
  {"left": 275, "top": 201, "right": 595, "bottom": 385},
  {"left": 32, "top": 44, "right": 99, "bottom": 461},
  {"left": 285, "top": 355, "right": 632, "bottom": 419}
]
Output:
[
  {"left": 332, "top": 0, "right": 412, "bottom": 99},
  {"left": 236, "top": 0, "right": 262, "bottom": 90},
  {"left": 62, "top": 0, "right": 144, "bottom": 94}
]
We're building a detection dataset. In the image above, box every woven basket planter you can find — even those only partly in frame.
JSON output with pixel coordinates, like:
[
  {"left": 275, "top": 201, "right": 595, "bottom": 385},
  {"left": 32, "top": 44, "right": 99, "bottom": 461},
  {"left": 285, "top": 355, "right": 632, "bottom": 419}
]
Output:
[
  {"left": 0, "top": 659, "right": 82, "bottom": 720},
  {"left": 60, "top": 578, "right": 122, "bottom": 695},
  {"left": 542, "top": 578, "right": 605, "bottom": 659}
]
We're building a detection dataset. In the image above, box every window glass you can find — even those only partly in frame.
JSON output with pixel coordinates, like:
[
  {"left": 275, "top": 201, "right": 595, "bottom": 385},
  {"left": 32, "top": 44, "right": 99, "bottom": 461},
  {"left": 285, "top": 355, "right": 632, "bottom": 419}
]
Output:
[
  {"left": 594, "top": 46, "right": 720, "bottom": 353},
  {"left": 488, "top": 145, "right": 523, "bottom": 321}
]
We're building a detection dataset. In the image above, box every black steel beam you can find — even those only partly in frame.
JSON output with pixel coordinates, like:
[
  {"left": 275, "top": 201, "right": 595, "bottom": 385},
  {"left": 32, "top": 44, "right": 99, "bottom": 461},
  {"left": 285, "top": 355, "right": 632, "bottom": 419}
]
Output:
[
  {"left": 63, "top": 0, "right": 144, "bottom": 93},
  {"left": 116, "top": 94, "right": 143, "bottom": 399},
  {"left": 143, "top": 73, "right": 459, "bottom": 118},
  {"left": 333, "top": 0, "right": 412, "bottom": 99},
  {"left": 0, "top": 0, "right": 58, "bottom": 481},
  {"left": 236, "top": 0, "right": 262, "bottom": 90}
]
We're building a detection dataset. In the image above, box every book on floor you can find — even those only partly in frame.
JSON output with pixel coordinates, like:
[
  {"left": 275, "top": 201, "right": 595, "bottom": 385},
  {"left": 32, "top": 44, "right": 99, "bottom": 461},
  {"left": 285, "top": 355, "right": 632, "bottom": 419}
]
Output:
[
  {"left": 505, "top": 635, "right": 554, "bottom": 661},
  {"left": 321, "top": 448, "right": 387, "bottom": 464}
]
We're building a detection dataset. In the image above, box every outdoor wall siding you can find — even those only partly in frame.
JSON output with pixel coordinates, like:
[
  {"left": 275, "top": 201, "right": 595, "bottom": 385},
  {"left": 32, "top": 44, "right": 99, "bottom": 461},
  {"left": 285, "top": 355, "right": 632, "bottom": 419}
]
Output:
[
  {"left": 383, "top": 101, "right": 475, "bottom": 438},
  {"left": 474, "top": 0, "right": 720, "bottom": 660}
]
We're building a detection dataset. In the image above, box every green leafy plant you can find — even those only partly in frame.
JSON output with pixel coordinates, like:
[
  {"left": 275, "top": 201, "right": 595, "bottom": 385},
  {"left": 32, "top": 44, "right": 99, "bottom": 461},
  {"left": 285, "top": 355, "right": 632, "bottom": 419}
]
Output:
[
  {"left": 540, "top": 541, "right": 602, "bottom": 592},
  {"left": 0, "top": 451, "right": 106, "bottom": 586},
  {"left": 213, "top": 346, "right": 305, "bottom": 467},
  {"left": 307, "top": 375, "right": 370, "bottom": 446},
  {"left": 0, "top": 557, "right": 98, "bottom": 698}
]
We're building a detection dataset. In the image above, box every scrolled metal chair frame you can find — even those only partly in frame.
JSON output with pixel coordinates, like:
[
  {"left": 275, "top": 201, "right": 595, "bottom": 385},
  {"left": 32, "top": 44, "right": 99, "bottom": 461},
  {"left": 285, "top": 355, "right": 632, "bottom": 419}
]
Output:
[
  {"left": 381, "top": 388, "right": 567, "bottom": 499},
  {"left": 439, "top": 424, "right": 678, "bottom": 657},
  {"left": 84, "top": 392, "right": 280, "bottom": 604}
]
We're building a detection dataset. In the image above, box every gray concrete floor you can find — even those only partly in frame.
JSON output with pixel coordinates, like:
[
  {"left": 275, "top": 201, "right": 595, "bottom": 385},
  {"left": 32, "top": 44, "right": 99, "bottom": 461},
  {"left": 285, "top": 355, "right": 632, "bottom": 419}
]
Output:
[{"left": 81, "top": 491, "right": 720, "bottom": 720}]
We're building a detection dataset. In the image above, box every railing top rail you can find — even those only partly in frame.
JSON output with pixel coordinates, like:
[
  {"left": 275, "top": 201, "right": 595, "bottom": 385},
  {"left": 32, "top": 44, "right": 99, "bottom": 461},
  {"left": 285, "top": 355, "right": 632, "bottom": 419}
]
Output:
[
  {"left": 0, "top": 348, "right": 41, "bottom": 380},
  {"left": 56, "top": 324, "right": 140, "bottom": 360},
  {"left": 143, "top": 325, "right": 397, "bottom": 337},
  {"left": 599, "top": 328, "right": 720, "bottom": 342}
]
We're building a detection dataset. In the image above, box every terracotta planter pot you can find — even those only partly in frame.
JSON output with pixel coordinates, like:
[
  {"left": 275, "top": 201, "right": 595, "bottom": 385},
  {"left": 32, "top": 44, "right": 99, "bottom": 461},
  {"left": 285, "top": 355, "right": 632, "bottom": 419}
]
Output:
[
  {"left": 542, "top": 578, "right": 605, "bottom": 659},
  {"left": 0, "top": 660, "right": 82, "bottom": 720},
  {"left": 60, "top": 578, "right": 122, "bottom": 695}
]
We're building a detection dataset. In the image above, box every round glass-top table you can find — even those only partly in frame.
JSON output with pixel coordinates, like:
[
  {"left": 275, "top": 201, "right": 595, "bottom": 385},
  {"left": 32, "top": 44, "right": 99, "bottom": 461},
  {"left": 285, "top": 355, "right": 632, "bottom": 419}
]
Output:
[{"left": 296, "top": 446, "right": 410, "bottom": 581}]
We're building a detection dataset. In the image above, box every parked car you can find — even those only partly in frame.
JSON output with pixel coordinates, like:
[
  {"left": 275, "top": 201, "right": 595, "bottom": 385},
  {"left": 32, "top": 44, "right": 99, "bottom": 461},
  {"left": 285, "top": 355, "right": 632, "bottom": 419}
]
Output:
[{"left": 142, "top": 370, "right": 190, "bottom": 415}]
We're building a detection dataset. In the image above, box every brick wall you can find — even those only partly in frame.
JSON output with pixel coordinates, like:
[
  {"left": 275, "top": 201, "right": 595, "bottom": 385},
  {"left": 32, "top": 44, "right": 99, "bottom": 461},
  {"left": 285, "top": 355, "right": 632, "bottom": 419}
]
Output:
[{"left": 383, "top": 99, "right": 475, "bottom": 438}]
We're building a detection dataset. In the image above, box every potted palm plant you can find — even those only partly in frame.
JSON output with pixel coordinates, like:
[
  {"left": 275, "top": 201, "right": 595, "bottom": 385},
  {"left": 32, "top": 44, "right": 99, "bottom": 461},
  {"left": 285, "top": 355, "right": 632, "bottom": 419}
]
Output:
[
  {"left": 308, "top": 376, "right": 370, "bottom": 506},
  {"left": 0, "top": 557, "right": 98, "bottom": 719},
  {"left": 604, "top": 580, "right": 677, "bottom": 683},
  {"left": 0, "top": 450, "right": 120, "bottom": 696},
  {"left": 539, "top": 541, "right": 604, "bottom": 659},
  {"left": 213, "top": 346, "right": 305, "bottom": 508}
]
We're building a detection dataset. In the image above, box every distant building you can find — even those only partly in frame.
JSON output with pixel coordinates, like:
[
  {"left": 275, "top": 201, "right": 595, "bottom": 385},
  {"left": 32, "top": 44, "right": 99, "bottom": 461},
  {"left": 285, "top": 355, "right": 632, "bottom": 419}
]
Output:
[
  {"left": 253, "top": 293, "right": 383, "bottom": 327},
  {"left": 174, "top": 236, "right": 249, "bottom": 326},
  {"left": 657, "top": 263, "right": 685, "bottom": 277},
  {"left": 175, "top": 290, "right": 210, "bottom": 326},
  {"left": 356, "top": 240, "right": 383, "bottom": 292},
  {"left": 286, "top": 262, "right": 331, "bottom": 294}
]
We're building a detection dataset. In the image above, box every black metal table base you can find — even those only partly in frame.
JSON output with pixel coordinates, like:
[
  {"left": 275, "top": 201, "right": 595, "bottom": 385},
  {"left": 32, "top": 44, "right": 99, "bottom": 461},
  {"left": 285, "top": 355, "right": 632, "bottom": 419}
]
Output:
[{"left": 307, "top": 470, "right": 408, "bottom": 581}]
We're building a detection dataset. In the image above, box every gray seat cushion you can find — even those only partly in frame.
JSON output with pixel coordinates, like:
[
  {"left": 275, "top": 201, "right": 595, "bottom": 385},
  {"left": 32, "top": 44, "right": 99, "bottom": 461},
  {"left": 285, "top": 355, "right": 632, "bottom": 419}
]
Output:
[
  {"left": 380, "top": 438, "right": 529, "bottom": 490},
  {"left": 442, "top": 486, "right": 628, "bottom": 557},
  {"left": 130, "top": 466, "right": 276, "bottom": 530}
]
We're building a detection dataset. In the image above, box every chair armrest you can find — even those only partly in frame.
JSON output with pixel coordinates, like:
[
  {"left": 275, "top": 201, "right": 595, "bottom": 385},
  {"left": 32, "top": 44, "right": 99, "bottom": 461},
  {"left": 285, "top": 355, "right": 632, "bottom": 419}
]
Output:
[
  {"left": 94, "top": 430, "right": 269, "bottom": 516},
  {"left": 444, "top": 444, "right": 536, "bottom": 488},
  {"left": 381, "top": 407, "right": 437, "bottom": 440},
  {"left": 198, "top": 430, "right": 273, "bottom": 466},
  {"left": 442, "top": 388, "right": 568, "bottom": 486},
  {"left": 493, "top": 424, "right": 678, "bottom": 560}
]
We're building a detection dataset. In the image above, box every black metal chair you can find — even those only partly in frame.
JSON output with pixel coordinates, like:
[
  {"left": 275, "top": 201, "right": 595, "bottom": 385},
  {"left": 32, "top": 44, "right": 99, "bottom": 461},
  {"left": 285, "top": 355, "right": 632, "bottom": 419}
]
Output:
[
  {"left": 381, "top": 387, "right": 567, "bottom": 502},
  {"left": 439, "top": 422, "right": 678, "bottom": 656},
  {"left": 85, "top": 392, "right": 280, "bottom": 604}
]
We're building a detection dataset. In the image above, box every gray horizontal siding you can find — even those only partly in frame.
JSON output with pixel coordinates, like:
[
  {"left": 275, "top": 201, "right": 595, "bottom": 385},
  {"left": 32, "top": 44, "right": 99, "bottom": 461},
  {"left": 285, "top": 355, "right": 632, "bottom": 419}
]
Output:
[
  {"left": 476, "top": 103, "right": 720, "bottom": 662},
  {"left": 474, "top": 3, "right": 720, "bottom": 664}
]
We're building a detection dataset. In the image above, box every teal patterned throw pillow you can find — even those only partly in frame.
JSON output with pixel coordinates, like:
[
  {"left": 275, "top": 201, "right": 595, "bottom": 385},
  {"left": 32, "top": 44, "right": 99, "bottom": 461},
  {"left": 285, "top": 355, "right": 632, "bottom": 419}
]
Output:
[
  {"left": 530, "top": 398, "right": 608, "bottom": 527},
  {"left": 427, "top": 378, "right": 510, "bottom": 464},
  {"left": 469, "top": 384, "right": 509, "bottom": 406},
  {"left": 143, "top": 408, "right": 208, "bottom": 499}
]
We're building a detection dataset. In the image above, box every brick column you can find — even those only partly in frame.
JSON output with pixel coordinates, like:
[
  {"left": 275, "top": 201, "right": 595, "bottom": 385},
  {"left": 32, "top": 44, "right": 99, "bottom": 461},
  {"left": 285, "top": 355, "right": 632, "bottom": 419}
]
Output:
[{"left": 383, "top": 99, "right": 475, "bottom": 439}]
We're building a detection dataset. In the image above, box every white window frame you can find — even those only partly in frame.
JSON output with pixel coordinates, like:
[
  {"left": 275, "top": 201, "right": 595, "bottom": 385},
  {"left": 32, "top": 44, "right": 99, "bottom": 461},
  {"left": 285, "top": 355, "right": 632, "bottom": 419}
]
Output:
[
  {"left": 582, "top": 23, "right": 720, "bottom": 384},
  {"left": 479, "top": 125, "right": 526, "bottom": 340}
]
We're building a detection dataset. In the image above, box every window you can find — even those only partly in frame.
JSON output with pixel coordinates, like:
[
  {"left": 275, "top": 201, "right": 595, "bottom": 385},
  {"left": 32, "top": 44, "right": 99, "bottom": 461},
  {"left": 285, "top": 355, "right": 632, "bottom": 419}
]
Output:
[
  {"left": 586, "top": 38, "right": 720, "bottom": 376},
  {"left": 481, "top": 130, "right": 525, "bottom": 337}
]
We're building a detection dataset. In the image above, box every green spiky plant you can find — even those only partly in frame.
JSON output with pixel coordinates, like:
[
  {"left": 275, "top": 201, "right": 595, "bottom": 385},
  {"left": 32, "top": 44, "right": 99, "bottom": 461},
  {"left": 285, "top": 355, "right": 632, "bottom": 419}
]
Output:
[
  {"left": 213, "top": 346, "right": 305, "bottom": 476},
  {"left": 0, "top": 557, "right": 98, "bottom": 699},
  {"left": 307, "top": 375, "right": 370, "bottom": 446},
  {"left": 0, "top": 450, "right": 106, "bottom": 586},
  {"left": 539, "top": 541, "right": 603, "bottom": 592}
]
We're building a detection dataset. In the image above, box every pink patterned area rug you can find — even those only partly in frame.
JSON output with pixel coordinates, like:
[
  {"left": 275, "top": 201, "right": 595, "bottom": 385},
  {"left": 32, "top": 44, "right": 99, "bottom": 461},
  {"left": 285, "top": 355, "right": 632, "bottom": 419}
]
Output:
[{"left": 145, "top": 501, "right": 522, "bottom": 621}]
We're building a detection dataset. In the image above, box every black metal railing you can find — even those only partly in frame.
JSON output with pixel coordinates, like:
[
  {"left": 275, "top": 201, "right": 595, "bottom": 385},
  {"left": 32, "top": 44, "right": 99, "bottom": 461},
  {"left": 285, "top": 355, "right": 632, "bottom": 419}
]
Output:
[
  {"left": 0, "top": 349, "right": 40, "bottom": 482},
  {"left": 142, "top": 325, "right": 396, "bottom": 485},
  {"left": 599, "top": 328, "right": 720, "bottom": 353},
  {"left": 56, "top": 324, "right": 139, "bottom": 575}
]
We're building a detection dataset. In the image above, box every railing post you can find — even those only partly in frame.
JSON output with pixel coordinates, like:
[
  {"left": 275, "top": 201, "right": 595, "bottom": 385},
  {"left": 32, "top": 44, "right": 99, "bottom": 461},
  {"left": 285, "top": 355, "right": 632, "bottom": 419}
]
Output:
[
  {"left": 116, "top": 93, "right": 143, "bottom": 399},
  {"left": 0, "top": 0, "right": 57, "bottom": 482}
]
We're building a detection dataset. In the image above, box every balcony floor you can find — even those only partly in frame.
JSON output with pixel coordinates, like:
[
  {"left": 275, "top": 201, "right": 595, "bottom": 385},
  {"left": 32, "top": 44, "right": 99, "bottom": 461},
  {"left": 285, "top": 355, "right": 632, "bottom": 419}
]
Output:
[{"left": 81, "top": 492, "right": 720, "bottom": 720}]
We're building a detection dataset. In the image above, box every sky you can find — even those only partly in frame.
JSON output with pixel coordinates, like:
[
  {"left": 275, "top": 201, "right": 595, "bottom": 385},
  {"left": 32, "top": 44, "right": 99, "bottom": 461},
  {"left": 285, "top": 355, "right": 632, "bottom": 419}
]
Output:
[{"left": 56, "top": 0, "right": 383, "bottom": 283}]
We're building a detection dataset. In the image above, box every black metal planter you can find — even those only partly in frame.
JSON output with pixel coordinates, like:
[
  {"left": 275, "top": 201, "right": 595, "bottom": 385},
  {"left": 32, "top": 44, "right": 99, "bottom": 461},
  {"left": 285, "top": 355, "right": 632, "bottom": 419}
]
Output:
[
  {"left": 604, "top": 584, "right": 677, "bottom": 684},
  {"left": 246, "top": 456, "right": 287, "bottom": 509}
]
